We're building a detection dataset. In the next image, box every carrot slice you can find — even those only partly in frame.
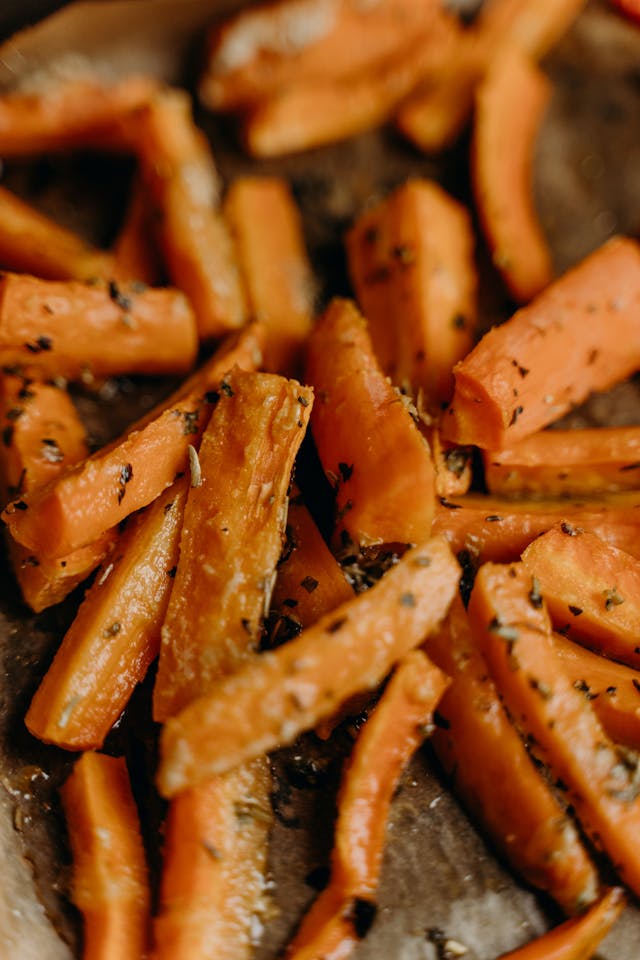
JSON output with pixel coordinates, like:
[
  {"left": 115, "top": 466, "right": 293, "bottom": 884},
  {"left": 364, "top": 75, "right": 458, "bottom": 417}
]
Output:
[
  {"left": 473, "top": 45, "right": 553, "bottom": 303},
  {"left": 26, "top": 479, "right": 187, "bottom": 750},
  {"left": 346, "top": 178, "right": 477, "bottom": 407},
  {"left": 442, "top": 236, "right": 640, "bottom": 448},
  {"left": 469, "top": 561, "right": 640, "bottom": 895},
  {"left": 0, "top": 273, "right": 197, "bottom": 381},
  {"left": 60, "top": 752, "right": 150, "bottom": 960},
  {"left": 286, "top": 649, "right": 450, "bottom": 959},
  {"left": 111, "top": 175, "right": 163, "bottom": 286},
  {"left": 224, "top": 176, "right": 315, "bottom": 376},
  {"left": 158, "top": 534, "right": 460, "bottom": 796},
  {"left": 521, "top": 525, "right": 640, "bottom": 668},
  {"left": 427, "top": 598, "right": 598, "bottom": 915},
  {"left": 497, "top": 886, "right": 625, "bottom": 960},
  {"left": 305, "top": 297, "right": 435, "bottom": 549}
]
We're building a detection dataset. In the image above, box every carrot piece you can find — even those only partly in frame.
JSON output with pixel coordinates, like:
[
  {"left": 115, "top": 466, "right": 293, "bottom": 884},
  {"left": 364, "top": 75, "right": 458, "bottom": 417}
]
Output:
[
  {"left": 305, "top": 297, "right": 436, "bottom": 549},
  {"left": 26, "top": 479, "right": 187, "bottom": 750},
  {"left": 286, "top": 649, "right": 450, "bottom": 959},
  {"left": 473, "top": 46, "right": 553, "bottom": 303},
  {"left": 477, "top": 0, "right": 587, "bottom": 57},
  {"left": 60, "top": 752, "right": 150, "bottom": 960},
  {"left": 442, "top": 236, "right": 640, "bottom": 448},
  {"left": 0, "top": 272, "right": 197, "bottom": 382},
  {"left": 224, "top": 176, "right": 315, "bottom": 376},
  {"left": 133, "top": 89, "right": 247, "bottom": 340},
  {"left": 429, "top": 428, "right": 473, "bottom": 499},
  {"left": 497, "top": 886, "right": 625, "bottom": 960},
  {"left": 521, "top": 525, "right": 640, "bottom": 668},
  {"left": 158, "top": 535, "right": 459, "bottom": 796},
  {"left": 153, "top": 369, "right": 314, "bottom": 722},
  {"left": 111, "top": 175, "right": 163, "bottom": 286},
  {"left": 346, "top": 178, "right": 477, "bottom": 407},
  {"left": 427, "top": 598, "right": 598, "bottom": 914},
  {"left": 469, "top": 560, "right": 640, "bottom": 896},
  {"left": 610, "top": 0, "right": 640, "bottom": 20}
]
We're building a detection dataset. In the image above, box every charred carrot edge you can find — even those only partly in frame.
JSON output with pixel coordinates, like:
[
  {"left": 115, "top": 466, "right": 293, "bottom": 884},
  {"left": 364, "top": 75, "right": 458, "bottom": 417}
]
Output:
[
  {"left": 305, "top": 297, "right": 436, "bottom": 549},
  {"left": 60, "top": 752, "right": 150, "bottom": 960},
  {"left": 0, "top": 273, "right": 198, "bottom": 381},
  {"left": 427, "top": 597, "right": 598, "bottom": 914},
  {"left": 286, "top": 649, "right": 449, "bottom": 959},
  {"left": 153, "top": 369, "right": 314, "bottom": 721},
  {"left": 497, "top": 886, "right": 625, "bottom": 960},
  {"left": 469, "top": 561, "right": 640, "bottom": 896},
  {"left": 157, "top": 535, "right": 459, "bottom": 797},
  {"left": 521, "top": 525, "right": 640, "bottom": 668},
  {"left": 111, "top": 175, "right": 164, "bottom": 286},
  {"left": 26, "top": 480, "right": 188, "bottom": 750},
  {"left": 441, "top": 236, "right": 640, "bottom": 448},
  {"left": 472, "top": 46, "right": 553, "bottom": 303},
  {"left": 429, "top": 428, "right": 473, "bottom": 499},
  {"left": 199, "top": 0, "right": 438, "bottom": 111},
  {"left": 346, "top": 178, "right": 477, "bottom": 408},
  {"left": 224, "top": 176, "right": 315, "bottom": 376},
  {"left": 131, "top": 88, "right": 247, "bottom": 340}
]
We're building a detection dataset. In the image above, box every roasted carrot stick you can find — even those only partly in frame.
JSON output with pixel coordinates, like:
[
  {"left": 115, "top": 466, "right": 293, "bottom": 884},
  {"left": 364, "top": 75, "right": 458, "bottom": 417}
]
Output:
[
  {"left": 112, "top": 175, "right": 163, "bottom": 286},
  {"left": 496, "top": 886, "right": 625, "bottom": 960},
  {"left": 477, "top": 0, "right": 587, "bottom": 56},
  {"left": 469, "top": 561, "right": 640, "bottom": 895},
  {"left": 429, "top": 428, "right": 473, "bottom": 499},
  {"left": 26, "top": 480, "right": 188, "bottom": 750},
  {"left": 346, "top": 178, "right": 476, "bottom": 407},
  {"left": 521, "top": 526, "right": 640, "bottom": 668},
  {"left": 473, "top": 45, "right": 553, "bottom": 303},
  {"left": 158, "top": 535, "right": 459, "bottom": 796},
  {"left": 442, "top": 236, "right": 640, "bottom": 448},
  {"left": 224, "top": 176, "right": 315, "bottom": 375},
  {"left": 305, "top": 297, "right": 436, "bottom": 549},
  {"left": 0, "top": 272, "right": 197, "bottom": 381},
  {"left": 427, "top": 598, "right": 598, "bottom": 915},
  {"left": 286, "top": 649, "right": 450, "bottom": 960},
  {"left": 60, "top": 752, "right": 150, "bottom": 960}
]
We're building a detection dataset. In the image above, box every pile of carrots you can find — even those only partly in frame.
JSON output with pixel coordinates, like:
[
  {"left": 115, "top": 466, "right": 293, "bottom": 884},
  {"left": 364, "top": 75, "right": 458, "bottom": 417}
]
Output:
[{"left": 2, "top": 0, "right": 640, "bottom": 957}]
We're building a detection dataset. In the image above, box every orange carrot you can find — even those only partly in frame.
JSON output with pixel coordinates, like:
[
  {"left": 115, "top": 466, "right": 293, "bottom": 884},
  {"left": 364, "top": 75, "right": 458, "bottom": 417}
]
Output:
[
  {"left": 224, "top": 176, "right": 315, "bottom": 375},
  {"left": 60, "top": 752, "right": 150, "bottom": 960},
  {"left": 427, "top": 598, "right": 598, "bottom": 914},
  {"left": 472, "top": 45, "right": 553, "bottom": 303},
  {"left": 442, "top": 237, "right": 640, "bottom": 448},
  {"left": 497, "top": 886, "right": 625, "bottom": 960},
  {"left": 610, "top": 0, "right": 640, "bottom": 20},
  {"left": 26, "top": 480, "right": 187, "bottom": 750},
  {"left": 112, "top": 175, "right": 163, "bottom": 286},
  {"left": 158, "top": 535, "right": 459, "bottom": 796},
  {"left": 305, "top": 297, "right": 436, "bottom": 549},
  {"left": 469, "top": 561, "right": 640, "bottom": 896},
  {"left": 346, "top": 178, "right": 477, "bottom": 407},
  {"left": 477, "top": 0, "right": 587, "bottom": 57},
  {"left": 286, "top": 649, "right": 449, "bottom": 959},
  {"left": 0, "top": 272, "right": 197, "bottom": 382},
  {"left": 429, "top": 428, "right": 473, "bottom": 499}
]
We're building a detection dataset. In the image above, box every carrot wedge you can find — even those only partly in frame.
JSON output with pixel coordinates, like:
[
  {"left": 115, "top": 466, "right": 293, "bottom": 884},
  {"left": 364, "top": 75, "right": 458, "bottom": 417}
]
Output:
[
  {"left": 305, "top": 297, "right": 436, "bottom": 549},
  {"left": 346, "top": 178, "right": 477, "bottom": 407},
  {"left": 60, "top": 752, "right": 150, "bottom": 960},
  {"left": 158, "top": 534, "right": 459, "bottom": 796},
  {"left": 112, "top": 175, "right": 163, "bottom": 286},
  {"left": 497, "top": 886, "right": 625, "bottom": 960},
  {"left": 473, "top": 46, "right": 553, "bottom": 303},
  {"left": 286, "top": 649, "right": 450, "bottom": 960},
  {"left": 442, "top": 236, "right": 640, "bottom": 448},
  {"left": 469, "top": 561, "right": 640, "bottom": 896}
]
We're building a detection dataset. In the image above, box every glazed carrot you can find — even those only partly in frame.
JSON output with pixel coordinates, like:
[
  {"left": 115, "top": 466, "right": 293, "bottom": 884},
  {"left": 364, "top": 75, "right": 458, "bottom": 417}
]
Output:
[
  {"left": 286, "top": 649, "right": 450, "bottom": 960},
  {"left": 133, "top": 89, "right": 247, "bottom": 340},
  {"left": 112, "top": 175, "right": 163, "bottom": 286},
  {"left": 473, "top": 46, "right": 553, "bottom": 303},
  {"left": 26, "top": 480, "right": 187, "bottom": 750},
  {"left": 427, "top": 598, "right": 598, "bottom": 914},
  {"left": 60, "top": 752, "right": 150, "bottom": 960},
  {"left": 158, "top": 535, "right": 460, "bottom": 796},
  {"left": 0, "top": 272, "right": 197, "bottom": 381},
  {"left": 469, "top": 561, "right": 640, "bottom": 895},
  {"left": 429, "top": 428, "right": 473, "bottom": 499},
  {"left": 497, "top": 886, "right": 625, "bottom": 960},
  {"left": 153, "top": 369, "right": 314, "bottom": 721},
  {"left": 346, "top": 178, "right": 477, "bottom": 407},
  {"left": 305, "top": 298, "right": 436, "bottom": 549},
  {"left": 442, "top": 237, "right": 640, "bottom": 448},
  {"left": 521, "top": 526, "right": 640, "bottom": 668},
  {"left": 224, "top": 176, "right": 315, "bottom": 375}
]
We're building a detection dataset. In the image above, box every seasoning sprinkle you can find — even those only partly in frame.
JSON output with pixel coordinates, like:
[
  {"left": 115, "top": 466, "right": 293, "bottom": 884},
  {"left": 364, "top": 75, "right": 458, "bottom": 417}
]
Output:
[
  {"left": 603, "top": 587, "right": 625, "bottom": 611},
  {"left": 188, "top": 444, "right": 202, "bottom": 487},
  {"left": 300, "top": 576, "right": 319, "bottom": 594},
  {"left": 117, "top": 462, "right": 133, "bottom": 504},
  {"left": 102, "top": 622, "right": 121, "bottom": 638}
]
